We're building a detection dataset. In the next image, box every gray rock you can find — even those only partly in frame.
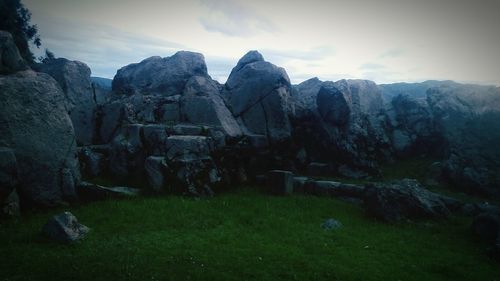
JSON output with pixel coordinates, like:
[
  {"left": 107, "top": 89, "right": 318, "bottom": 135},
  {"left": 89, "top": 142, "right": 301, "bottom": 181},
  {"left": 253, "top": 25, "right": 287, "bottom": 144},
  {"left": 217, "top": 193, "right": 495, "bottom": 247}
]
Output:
[
  {"left": 180, "top": 76, "right": 242, "bottom": 137},
  {"left": 78, "top": 147, "right": 105, "bottom": 178},
  {"left": 77, "top": 181, "right": 140, "bottom": 201},
  {"left": 291, "top": 77, "right": 323, "bottom": 117},
  {"left": 0, "top": 70, "right": 80, "bottom": 206},
  {"left": 36, "top": 58, "right": 97, "bottom": 145},
  {"left": 169, "top": 124, "right": 204, "bottom": 136},
  {"left": 109, "top": 124, "right": 145, "bottom": 177},
  {"left": 168, "top": 157, "right": 219, "bottom": 196},
  {"left": 363, "top": 179, "right": 451, "bottom": 222},
  {"left": 91, "top": 77, "right": 111, "bottom": 105},
  {"left": 1, "top": 189, "right": 20, "bottom": 218},
  {"left": 292, "top": 176, "right": 309, "bottom": 193},
  {"left": 112, "top": 51, "right": 209, "bottom": 96},
  {"left": 165, "top": 135, "right": 212, "bottom": 161},
  {"left": 225, "top": 51, "right": 292, "bottom": 142},
  {"left": 145, "top": 156, "right": 168, "bottom": 192},
  {"left": 99, "top": 100, "right": 125, "bottom": 143},
  {"left": 317, "top": 83, "right": 350, "bottom": 126},
  {"left": 0, "top": 31, "right": 27, "bottom": 74},
  {"left": 143, "top": 124, "right": 168, "bottom": 155},
  {"left": 0, "top": 147, "right": 18, "bottom": 202},
  {"left": 267, "top": 170, "right": 293, "bottom": 195},
  {"left": 321, "top": 218, "right": 343, "bottom": 230},
  {"left": 307, "top": 162, "right": 332, "bottom": 176},
  {"left": 42, "top": 212, "right": 89, "bottom": 243}
]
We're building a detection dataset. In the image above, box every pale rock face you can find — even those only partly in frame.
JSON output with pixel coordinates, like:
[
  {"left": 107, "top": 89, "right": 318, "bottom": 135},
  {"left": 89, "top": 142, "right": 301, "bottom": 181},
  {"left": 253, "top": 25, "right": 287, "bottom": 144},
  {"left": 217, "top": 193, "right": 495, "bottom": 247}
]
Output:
[
  {"left": 225, "top": 51, "right": 292, "bottom": 142},
  {"left": 0, "top": 70, "right": 80, "bottom": 206},
  {"left": 36, "top": 58, "right": 97, "bottom": 145}
]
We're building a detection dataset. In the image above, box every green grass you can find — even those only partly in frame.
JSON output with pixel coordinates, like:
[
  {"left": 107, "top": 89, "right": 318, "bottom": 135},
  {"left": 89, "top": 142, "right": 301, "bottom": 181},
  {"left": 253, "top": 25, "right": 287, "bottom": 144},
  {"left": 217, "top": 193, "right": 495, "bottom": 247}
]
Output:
[{"left": 1, "top": 188, "right": 499, "bottom": 281}]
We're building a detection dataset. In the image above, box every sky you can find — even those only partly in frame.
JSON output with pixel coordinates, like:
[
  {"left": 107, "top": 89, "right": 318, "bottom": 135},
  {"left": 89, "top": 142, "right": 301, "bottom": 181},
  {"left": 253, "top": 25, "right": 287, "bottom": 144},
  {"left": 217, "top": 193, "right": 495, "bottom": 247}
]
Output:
[{"left": 24, "top": 0, "right": 500, "bottom": 85}]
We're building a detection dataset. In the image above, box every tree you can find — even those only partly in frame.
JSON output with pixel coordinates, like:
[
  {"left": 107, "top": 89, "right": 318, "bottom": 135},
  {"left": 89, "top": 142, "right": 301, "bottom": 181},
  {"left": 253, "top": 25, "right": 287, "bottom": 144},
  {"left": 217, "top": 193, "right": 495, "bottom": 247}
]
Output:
[{"left": 0, "top": 0, "right": 41, "bottom": 63}]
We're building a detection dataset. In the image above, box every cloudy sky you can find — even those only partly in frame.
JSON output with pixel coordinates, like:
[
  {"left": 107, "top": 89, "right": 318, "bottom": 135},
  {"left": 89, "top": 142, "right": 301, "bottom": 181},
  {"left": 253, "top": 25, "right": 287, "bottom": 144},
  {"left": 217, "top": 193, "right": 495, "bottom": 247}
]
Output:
[{"left": 24, "top": 0, "right": 500, "bottom": 85}]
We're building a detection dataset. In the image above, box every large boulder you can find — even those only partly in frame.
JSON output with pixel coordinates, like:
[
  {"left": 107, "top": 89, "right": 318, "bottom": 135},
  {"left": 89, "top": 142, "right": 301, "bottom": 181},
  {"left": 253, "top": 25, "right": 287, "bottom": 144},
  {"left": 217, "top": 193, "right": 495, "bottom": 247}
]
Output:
[
  {"left": 311, "top": 79, "right": 389, "bottom": 172},
  {"left": 112, "top": 51, "right": 209, "bottom": 96},
  {"left": 363, "top": 179, "right": 451, "bottom": 222},
  {"left": 36, "top": 58, "right": 97, "bottom": 145},
  {"left": 385, "top": 94, "right": 441, "bottom": 155},
  {"left": 0, "top": 31, "right": 27, "bottom": 74},
  {"left": 427, "top": 84, "right": 500, "bottom": 194},
  {"left": 0, "top": 70, "right": 80, "bottom": 206},
  {"left": 266, "top": 170, "right": 293, "bottom": 195},
  {"left": 225, "top": 51, "right": 292, "bottom": 142},
  {"left": 291, "top": 77, "right": 323, "bottom": 117},
  {"left": 180, "top": 76, "right": 242, "bottom": 137}
]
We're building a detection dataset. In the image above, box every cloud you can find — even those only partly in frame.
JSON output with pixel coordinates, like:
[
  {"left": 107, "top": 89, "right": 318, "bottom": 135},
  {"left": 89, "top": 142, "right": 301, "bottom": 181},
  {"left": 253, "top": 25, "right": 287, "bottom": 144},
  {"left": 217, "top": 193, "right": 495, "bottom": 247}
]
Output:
[
  {"left": 260, "top": 46, "right": 335, "bottom": 65},
  {"left": 199, "top": 0, "right": 277, "bottom": 37},
  {"left": 360, "top": 63, "right": 386, "bottom": 70},
  {"left": 34, "top": 17, "right": 186, "bottom": 78},
  {"left": 379, "top": 48, "right": 405, "bottom": 58}
]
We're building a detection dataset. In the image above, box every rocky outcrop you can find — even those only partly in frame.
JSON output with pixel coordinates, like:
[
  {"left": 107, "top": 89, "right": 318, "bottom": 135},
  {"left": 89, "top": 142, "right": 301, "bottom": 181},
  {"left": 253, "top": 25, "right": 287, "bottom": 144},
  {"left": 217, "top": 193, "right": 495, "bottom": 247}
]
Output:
[
  {"left": 0, "top": 70, "right": 80, "bottom": 206},
  {"left": 225, "top": 51, "right": 292, "bottom": 142},
  {"left": 180, "top": 76, "right": 242, "bottom": 137},
  {"left": 36, "top": 58, "right": 97, "bottom": 145},
  {"left": 0, "top": 31, "right": 27, "bottom": 74},
  {"left": 363, "top": 179, "right": 453, "bottom": 222},
  {"left": 427, "top": 84, "right": 500, "bottom": 195},
  {"left": 385, "top": 94, "right": 442, "bottom": 156},
  {"left": 112, "top": 51, "right": 209, "bottom": 96}
]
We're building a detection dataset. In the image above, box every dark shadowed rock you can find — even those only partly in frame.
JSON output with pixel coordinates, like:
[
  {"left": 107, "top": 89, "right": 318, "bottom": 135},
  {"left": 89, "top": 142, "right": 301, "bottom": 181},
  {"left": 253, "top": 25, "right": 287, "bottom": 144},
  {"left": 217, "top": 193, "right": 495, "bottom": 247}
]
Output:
[
  {"left": 36, "top": 58, "right": 97, "bottom": 145},
  {"left": 42, "top": 212, "right": 89, "bottom": 243},
  {"left": 78, "top": 147, "right": 106, "bottom": 178},
  {"left": 291, "top": 77, "right": 323, "bottom": 116},
  {"left": 112, "top": 51, "right": 209, "bottom": 96},
  {"left": 180, "top": 76, "right": 242, "bottom": 137},
  {"left": 0, "top": 147, "right": 18, "bottom": 202},
  {"left": 304, "top": 180, "right": 364, "bottom": 198},
  {"left": 317, "top": 83, "right": 350, "bottom": 126},
  {"left": 472, "top": 211, "right": 500, "bottom": 242},
  {"left": 145, "top": 156, "right": 168, "bottom": 192},
  {"left": 0, "top": 31, "right": 27, "bottom": 74},
  {"left": 109, "top": 124, "right": 145, "bottom": 178},
  {"left": 165, "top": 135, "right": 213, "bottom": 161},
  {"left": 77, "top": 181, "right": 140, "bottom": 201},
  {"left": 1, "top": 189, "right": 19, "bottom": 218},
  {"left": 225, "top": 51, "right": 292, "bottom": 142},
  {"left": 0, "top": 70, "right": 80, "bottom": 206},
  {"left": 267, "top": 170, "right": 293, "bottom": 195},
  {"left": 363, "top": 179, "right": 450, "bottom": 222}
]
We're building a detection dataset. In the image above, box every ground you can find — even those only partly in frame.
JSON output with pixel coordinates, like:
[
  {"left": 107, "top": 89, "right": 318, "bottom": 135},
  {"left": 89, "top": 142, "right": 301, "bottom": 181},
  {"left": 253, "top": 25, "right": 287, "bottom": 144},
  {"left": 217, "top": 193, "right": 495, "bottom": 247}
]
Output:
[{"left": 1, "top": 186, "right": 499, "bottom": 281}]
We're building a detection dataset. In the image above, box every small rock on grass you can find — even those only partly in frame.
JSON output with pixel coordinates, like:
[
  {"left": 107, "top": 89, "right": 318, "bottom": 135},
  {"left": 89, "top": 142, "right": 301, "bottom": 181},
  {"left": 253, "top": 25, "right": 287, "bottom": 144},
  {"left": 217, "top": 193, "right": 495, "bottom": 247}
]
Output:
[{"left": 42, "top": 211, "right": 89, "bottom": 243}]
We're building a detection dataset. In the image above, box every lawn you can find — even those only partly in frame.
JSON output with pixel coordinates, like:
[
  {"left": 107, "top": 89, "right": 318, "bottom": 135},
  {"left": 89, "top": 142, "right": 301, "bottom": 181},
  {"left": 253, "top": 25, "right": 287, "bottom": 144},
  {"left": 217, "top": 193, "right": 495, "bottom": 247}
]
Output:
[{"left": 0, "top": 187, "right": 499, "bottom": 281}]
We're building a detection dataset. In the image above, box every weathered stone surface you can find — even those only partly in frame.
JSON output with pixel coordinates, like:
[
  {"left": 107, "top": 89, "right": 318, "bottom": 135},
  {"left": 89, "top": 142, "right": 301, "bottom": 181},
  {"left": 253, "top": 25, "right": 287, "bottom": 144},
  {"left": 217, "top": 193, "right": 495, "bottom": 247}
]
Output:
[
  {"left": 292, "top": 176, "right": 309, "bottom": 193},
  {"left": 112, "top": 51, "right": 209, "bottom": 96},
  {"left": 180, "top": 76, "right": 242, "bottom": 137},
  {"left": 225, "top": 51, "right": 292, "bottom": 142},
  {"left": 267, "top": 170, "right": 293, "bottom": 195},
  {"left": 0, "top": 147, "right": 18, "bottom": 202},
  {"left": 42, "top": 212, "right": 89, "bottom": 243},
  {"left": 168, "top": 158, "right": 220, "bottom": 196},
  {"left": 109, "top": 124, "right": 145, "bottom": 178},
  {"left": 1, "top": 189, "right": 19, "bottom": 218},
  {"left": 363, "top": 179, "right": 450, "bottom": 222},
  {"left": 91, "top": 77, "right": 111, "bottom": 105},
  {"left": 0, "top": 31, "right": 27, "bottom": 74},
  {"left": 36, "top": 58, "right": 97, "bottom": 145},
  {"left": 472, "top": 211, "right": 500, "bottom": 242},
  {"left": 165, "top": 135, "right": 212, "bottom": 161},
  {"left": 78, "top": 147, "right": 106, "bottom": 178},
  {"left": 145, "top": 156, "right": 168, "bottom": 192},
  {"left": 143, "top": 124, "right": 168, "bottom": 155},
  {"left": 77, "top": 181, "right": 140, "bottom": 201},
  {"left": 0, "top": 70, "right": 80, "bottom": 206}
]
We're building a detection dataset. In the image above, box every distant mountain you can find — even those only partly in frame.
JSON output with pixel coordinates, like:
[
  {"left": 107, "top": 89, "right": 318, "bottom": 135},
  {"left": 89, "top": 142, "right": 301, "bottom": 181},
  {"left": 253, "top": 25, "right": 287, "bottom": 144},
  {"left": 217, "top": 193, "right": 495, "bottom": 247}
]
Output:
[
  {"left": 91, "top": 76, "right": 112, "bottom": 90},
  {"left": 379, "top": 80, "right": 458, "bottom": 101}
]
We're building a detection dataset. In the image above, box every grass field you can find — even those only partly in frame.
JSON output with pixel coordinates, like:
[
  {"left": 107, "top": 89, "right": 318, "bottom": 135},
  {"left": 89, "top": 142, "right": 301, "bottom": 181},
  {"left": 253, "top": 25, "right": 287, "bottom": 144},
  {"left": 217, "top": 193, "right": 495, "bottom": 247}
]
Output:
[{"left": 1, "top": 187, "right": 499, "bottom": 281}]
